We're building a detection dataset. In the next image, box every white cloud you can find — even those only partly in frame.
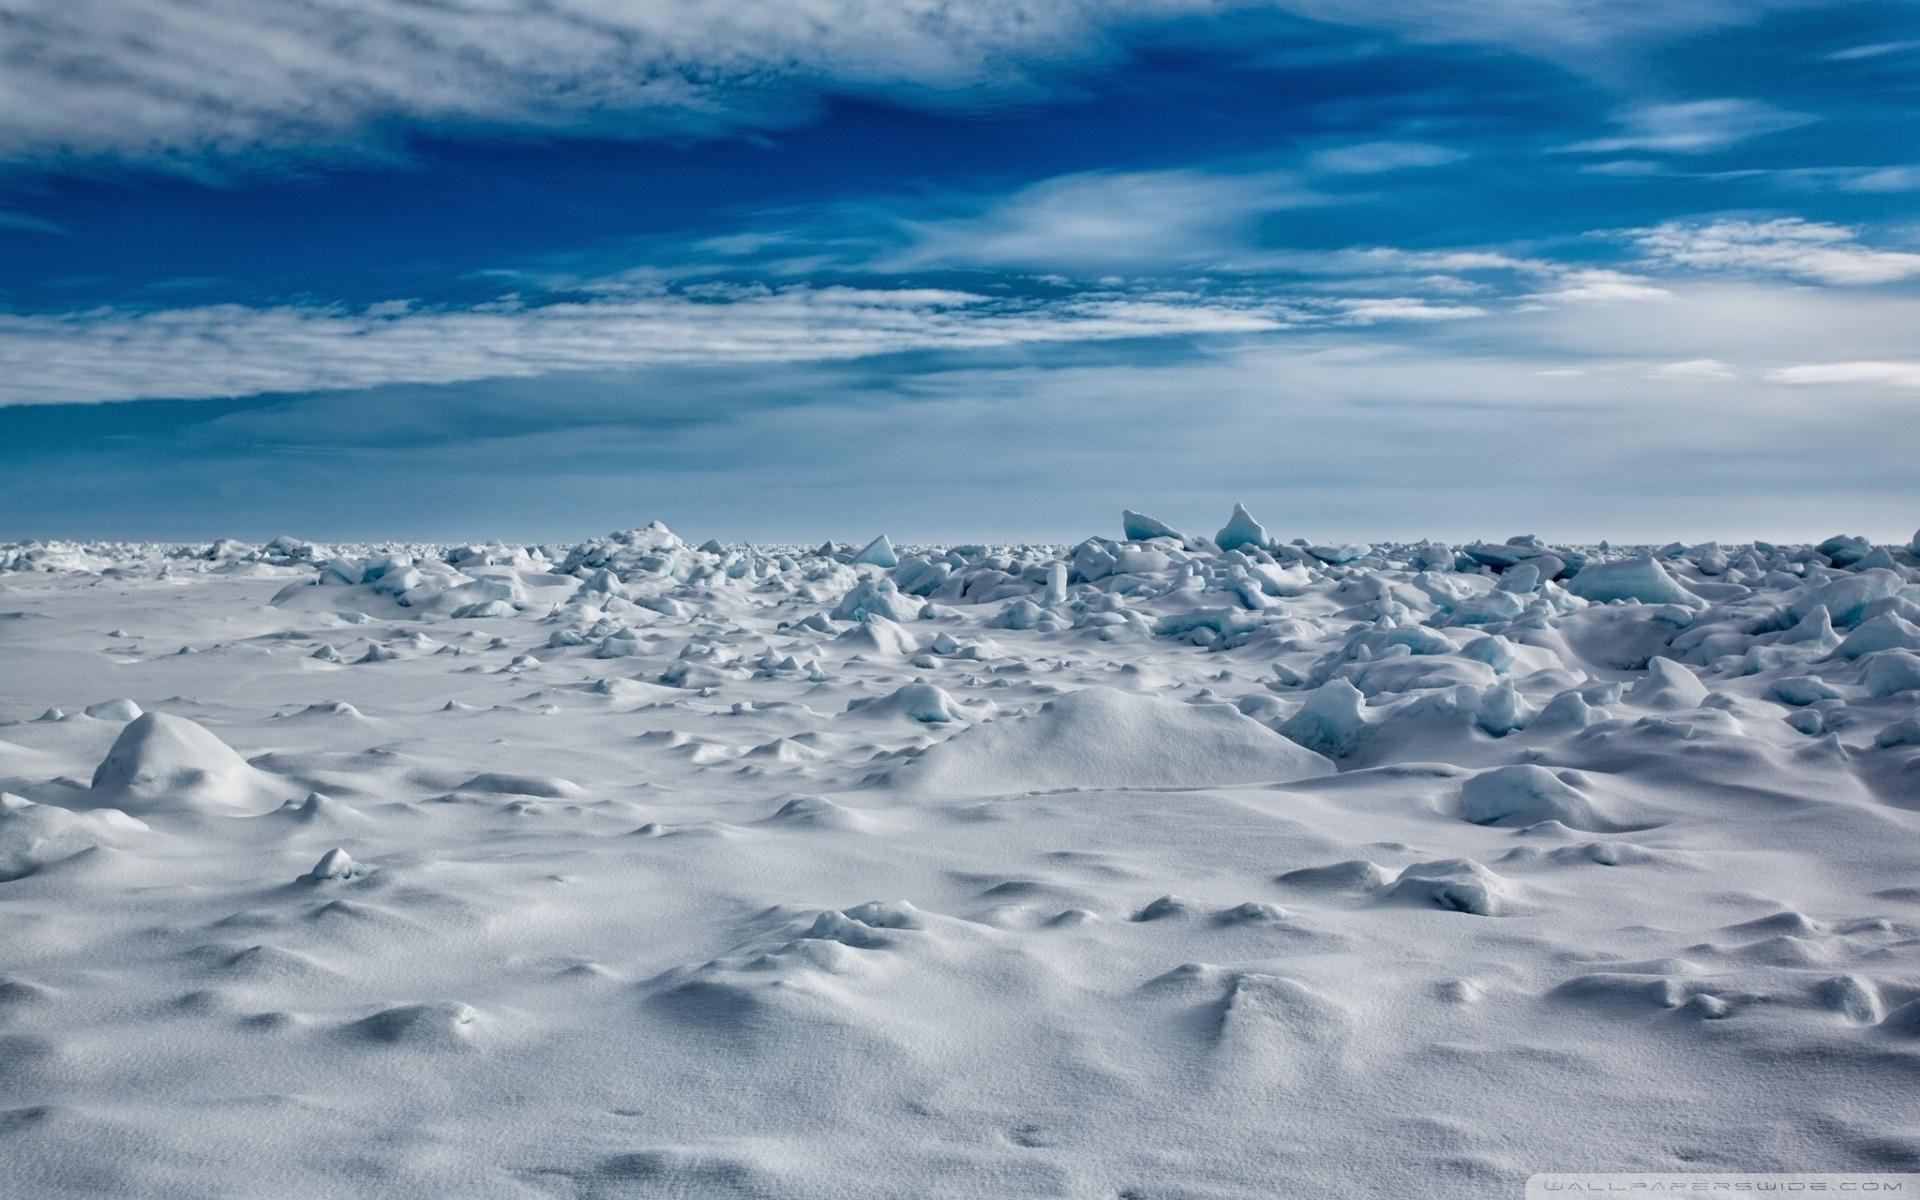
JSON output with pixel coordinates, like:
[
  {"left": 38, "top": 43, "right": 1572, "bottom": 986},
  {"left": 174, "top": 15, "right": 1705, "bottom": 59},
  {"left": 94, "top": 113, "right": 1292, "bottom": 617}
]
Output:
[
  {"left": 1714, "top": 164, "right": 1920, "bottom": 194},
  {"left": 0, "top": 285, "right": 1293, "bottom": 406},
  {"left": 1499, "top": 279, "right": 1920, "bottom": 377},
  {"left": 1326, "top": 297, "right": 1486, "bottom": 323},
  {"left": 1308, "top": 141, "right": 1465, "bottom": 174},
  {"left": 1825, "top": 39, "right": 1920, "bottom": 61},
  {"left": 1565, "top": 99, "right": 1813, "bottom": 154},
  {"left": 1527, "top": 268, "right": 1673, "bottom": 303},
  {"left": 1212, "top": 245, "right": 1548, "bottom": 278},
  {"left": 1765, "top": 361, "right": 1920, "bottom": 388},
  {"left": 1631, "top": 218, "right": 1920, "bottom": 285},
  {"left": 0, "top": 1, "right": 1832, "bottom": 168},
  {"left": 0, "top": 0, "right": 1223, "bottom": 165},
  {"left": 882, "top": 168, "right": 1322, "bottom": 273},
  {"left": 1824, "top": 166, "right": 1920, "bottom": 194},
  {"left": 1579, "top": 159, "right": 1665, "bottom": 177},
  {"left": 1652, "top": 358, "right": 1737, "bottom": 380}
]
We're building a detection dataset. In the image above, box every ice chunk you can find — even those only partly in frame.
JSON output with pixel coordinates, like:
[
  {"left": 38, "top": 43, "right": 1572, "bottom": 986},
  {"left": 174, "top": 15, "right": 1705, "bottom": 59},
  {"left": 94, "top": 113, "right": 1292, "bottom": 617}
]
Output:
[
  {"left": 1832, "top": 612, "right": 1920, "bottom": 660},
  {"left": 1044, "top": 562, "right": 1068, "bottom": 605},
  {"left": 1778, "top": 605, "right": 1839, "bottom": 647},
  {"left": 1474, "top": 679, "right": 1535, "bottom": 736},
  {"left": 1567, "top": 555, "right": 1696, "bottom": 606},
  {"left": 1496, "top": 562, "right": 1542, "bottom": 594},
  {"left": 1215, "top": 503, "right": 1268, "bottom": 552},
  {"left": 1769, "top": 676, "right": 1841, "bottom": 706},
  {"left": 450, "top": 599, "right": 517, "bottom": 619},
  {"left": 1877, "top": 709, "right": 1920, "bottom": 749},
  {"left": 830, "top": 578, "right": 923, "bottom": 623},
  {"left": 1864, "top": 652, "right": 1920, "bottom": 697},
  {"left": 1121, "top": 510, "right": 1184, "bottom": 542},
  {"left": 1460, "top": 635, "right": 1516, "bottom": 674},
  {"left": 1278, "top": 679, "right": 1368, "bottom": 758},
  {"left": 1155, "top": 608, "right": 1256, "bottom": 642},
  {"left": 1307, "top": 543, "right": 1368, "bottom": 565},
  {"left": 853, "top": 535, "right": 899, "bottom": 569},
  {"left": 1627, "top": 657, "right": 1708, "bottom": 711},
  {"left": 1788, "top": 569, "right": 1902, "bottom": 628},
  {"left": 1816, "top": 534, "right": 1872, "bottom": 567}
]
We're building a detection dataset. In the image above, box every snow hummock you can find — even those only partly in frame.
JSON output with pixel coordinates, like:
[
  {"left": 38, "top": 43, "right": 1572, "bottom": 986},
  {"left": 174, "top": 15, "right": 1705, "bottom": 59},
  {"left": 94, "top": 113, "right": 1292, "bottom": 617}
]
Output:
[
  {"left": 0, "top": 792, "right": 149, "bottom": 881},
  {"left": 844, "top": 682, "right": 966, "bottom": 724},
  {"left": 1457, "top": 765, "right": 1618, "bottom": 831},
  {"left": 897, "top": 686, "right": 1332, "bottom": 794},
  {"left": 304, "top": 847, "right": 364, "bottom": 881},
  {"left": 88, "top": 712, "right": 287, "bottom": 816}
]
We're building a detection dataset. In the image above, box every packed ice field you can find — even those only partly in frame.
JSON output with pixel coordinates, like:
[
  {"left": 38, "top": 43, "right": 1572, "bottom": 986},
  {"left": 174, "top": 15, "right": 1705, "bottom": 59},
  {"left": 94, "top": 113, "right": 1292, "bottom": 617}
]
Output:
[{"left": 2, "top": 509, "right": 1919, "bottom": 1199}]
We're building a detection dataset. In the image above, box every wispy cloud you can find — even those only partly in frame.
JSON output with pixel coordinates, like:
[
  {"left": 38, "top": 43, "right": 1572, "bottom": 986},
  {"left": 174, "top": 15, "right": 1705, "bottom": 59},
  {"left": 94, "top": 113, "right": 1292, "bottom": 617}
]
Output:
[
  {"left": 0, "top": 208, "right": 64, "bottom": 235},
  {"left": 1652, "top": 357, "right": 1737, "bottom": 380},
  {"left": 1766, "top": 360, "right": 1920, "bottom": 387},
  {"left": 1761, "top": 165, "right": 1920, "bottom": 194},
  {"left": 1631, "top": 218, "right": 1920, "bottom": 285},
  {"left": 880, "top": 168, "right": 1323, "bottom": 273},
  {"left": 0, "top": 284, "right": 1293, "bottom": 406},
  {"left": 0, "top": 1, "right": 1837, "bottom": 170},
  {"left": 1526, "top": 268, "right": 1673, "bottom": 303},
  {"left": 1564, "top": 99, "right": 1813, "bottom": 154},
  {"left": 0, "top": 0, "right": 1215, "bottom": 167},
  {"left": 1824, "top": 39, "right": 1920, "bottom": 61},
  {"left": 1323, "top": 297, "right": 1486, "bottom": 323},
  {"left": 1307, "top": 141, "right": 1465, "bottom": 174}
]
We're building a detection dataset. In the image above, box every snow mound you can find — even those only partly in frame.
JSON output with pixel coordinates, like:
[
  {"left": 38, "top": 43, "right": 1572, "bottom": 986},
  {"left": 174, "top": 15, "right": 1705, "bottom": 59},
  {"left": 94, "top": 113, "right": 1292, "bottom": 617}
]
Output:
[
  {"left": 894, "top": 687, "right": 1333, "bottom": 795},
  {"left": 1276, "top": 859, "right": 1390, "bottom": 893},
  {"left": 1380, "top": 858, "right": 1515, "bottom": 916},
  {"left": 0, "top": 793, "right": 149, "bottom": 881},
  {"left": 273, "top": 791, "right": 375, "bottom": 828},
  {"left": 453, "top": 772, "right": 585, "bottom": 799},
  {"left": 346, "top": 1001, "right": 478, "bottom": 1049},
  {"left": 88, "top": 712, "right": 287, "bottom": 816},
  {"left": 1457, "top": 765, "right": 1622, "bottom": 832},
  {"left": 304, "top": 848, "right": 364, "bottom": 881},
  {"left": 843, "top": 682, "right": 965, "bottom": 724}
]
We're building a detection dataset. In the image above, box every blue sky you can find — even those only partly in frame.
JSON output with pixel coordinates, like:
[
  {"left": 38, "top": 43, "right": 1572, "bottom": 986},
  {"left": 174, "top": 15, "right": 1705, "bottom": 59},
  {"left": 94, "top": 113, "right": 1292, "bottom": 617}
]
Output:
[{"left": 2, "top": 0, "right": 1918, "bottom": 544}]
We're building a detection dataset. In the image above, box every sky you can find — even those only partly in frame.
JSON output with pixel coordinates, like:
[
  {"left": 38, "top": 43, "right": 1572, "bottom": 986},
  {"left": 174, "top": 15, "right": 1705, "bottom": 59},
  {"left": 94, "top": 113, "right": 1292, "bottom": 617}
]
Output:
[{"left": 2, "top": 0, "right": 1918, "bottom": 545}]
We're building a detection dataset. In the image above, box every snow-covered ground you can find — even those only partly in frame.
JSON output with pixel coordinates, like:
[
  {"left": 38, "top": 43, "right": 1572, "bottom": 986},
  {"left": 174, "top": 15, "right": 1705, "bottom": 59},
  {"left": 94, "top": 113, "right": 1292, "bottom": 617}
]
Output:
[{"left": 3, "top": 515, "right": 1919, "bottom": 1198}]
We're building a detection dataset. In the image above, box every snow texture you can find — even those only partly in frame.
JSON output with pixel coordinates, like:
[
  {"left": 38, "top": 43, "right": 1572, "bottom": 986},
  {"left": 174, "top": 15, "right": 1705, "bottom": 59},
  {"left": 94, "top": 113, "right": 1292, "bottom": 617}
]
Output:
[{"left": 1, "top": 513, "right": 1918, "bottom": 1197}]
